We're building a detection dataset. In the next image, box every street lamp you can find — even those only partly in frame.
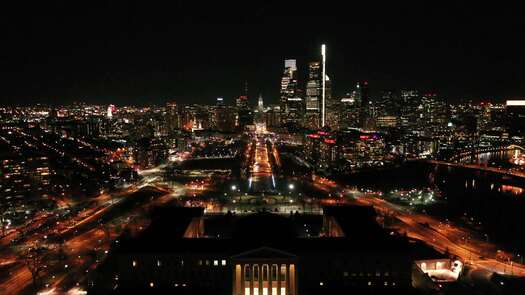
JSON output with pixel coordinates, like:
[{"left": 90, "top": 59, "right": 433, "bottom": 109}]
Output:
[
  {"left": 288, "top": 184, "right": 295, "bottom": 190},
  {"left": 231, "top": 185, "right": 237, "bottom": 191}
]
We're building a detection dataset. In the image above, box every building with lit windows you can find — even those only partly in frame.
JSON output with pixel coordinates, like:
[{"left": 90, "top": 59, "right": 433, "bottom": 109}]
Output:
[
  {"left": 400, "top": 90, "right": 420, "bottom": 129},
  {"left": 506, "top": 100, "right": 525, "bottom": 137},
  {"left": 357, "top": 82, "right": 373, "bottom": 129},
  {"left": 323, "top": 76, "right": 337, "bottom": 129},
  {"left": 280, "top": 59, "right": 302, "bottom": 125},
  {"left": 89, "top": 205, "right": 442, "bottom": 295},
  {"left": 304, "top": 62, "right": 321, "bottom": 130},
  {"left": 339, "top": 92, "right": 360, "bottom": 129}
]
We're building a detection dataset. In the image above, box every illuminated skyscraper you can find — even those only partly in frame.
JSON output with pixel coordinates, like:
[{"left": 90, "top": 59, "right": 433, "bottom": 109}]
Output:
[
  {"left": 400, "top": 90, "right": 420, "bottom": 128},
  {"left": 420, "top": 93, "right": 447, "bottom": 127},
  {"left": 236, "top": 81, "right": 249, "bottom": 109},
  {"left": 280, "top": 59, "right": 302, "bottom": 124},
  {"left": 507, "top": 100, "right": 525, "bottom": 136},
  {"left": 324, "top": 75, "right": 339, "bottom": 129},
  {"left": 304, "top": 61, "right": 321, "bottom": 129},
  {"left": 305, "top": 61, "right": 321, "bottom": 111},
  {"left": 340, "top": 92, "right": 360, "bottom": 128},
  {"left": 166, "top": 101, "right": 179, "bottom": 132},
  {"left": 358, "top": 81, "right": 373, "bottom": 129}
]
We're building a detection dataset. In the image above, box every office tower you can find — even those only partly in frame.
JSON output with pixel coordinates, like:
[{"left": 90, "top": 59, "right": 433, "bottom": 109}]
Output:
[
  {"left": 376, "top": 90, "right": 401, "bottom": 117},
  {"left": 340, "top": 92, "right": 360, "bottom": 128},
  {"left": 305, "top": 62, "right": 321, "bottom": 111},
  {"left": 324, "top": 76, "right": 339, "bottom": 129},
  {"left": 265, "top": 105, "right": 281, "bottom": 128},
  {"left": 506, "top": 100, "right": 525, "bottom": 136},
  {"left": 400, "top": 90, "right": 420, "bottom": 128},
  {"left": 166, "top": 101, "right": 179, "bottom": 132},
  {"left": 375, "top": 90, "right": 401, "bottom": 128},
  {"left": 213, "top": 106, "right": 236, "bottom": 132},
  {"left": 420, "top": 93, "right": 447, "bottom": 128},
  {"left": 357, "top": 81, "right": 373, "bottom": 129},
  {"left": 280, "top": 59, "right": 302, "bottom": 124},
  {"left": 304, "top": 61, "right": 321, "bottom": 129},
  {"left": 236, "top": 81, "right": 249, "bottom": 109},
  {"left": 236, "top": 95, "right": 249, "bottom": 109}
]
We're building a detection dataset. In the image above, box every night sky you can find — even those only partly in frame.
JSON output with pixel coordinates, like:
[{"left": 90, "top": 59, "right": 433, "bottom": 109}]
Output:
[{"left": 1, "top": 2, "right": 524, "bottom": 106}]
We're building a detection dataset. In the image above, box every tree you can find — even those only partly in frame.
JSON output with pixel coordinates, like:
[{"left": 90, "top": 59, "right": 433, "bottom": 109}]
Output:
[{"left": 20, "top": 244, "right": 49, "bottom": 288}]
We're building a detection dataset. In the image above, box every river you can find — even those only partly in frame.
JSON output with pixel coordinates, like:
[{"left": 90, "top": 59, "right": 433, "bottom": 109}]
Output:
[{"left": 335, "top": 149, "right": 525, "bottom": 253}]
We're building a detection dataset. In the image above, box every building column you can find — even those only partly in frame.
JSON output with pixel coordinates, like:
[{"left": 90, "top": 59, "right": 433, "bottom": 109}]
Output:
[
  {"left": 250, "top": 264, "right": 254, "bottom": 295},
  {"left": 277, "top": 265, "right": 281, "bottom": 295},
  {"left": 289, "top": 264, "right": 296, "bottom": 295},
  {"left": 241, "top": 264, "right": 246, "bottom": 295},
  {"left": 286, "top": 264, "right": 290, "bottom": 295},
  {"left": 258, "top": 264, "right": 262, "bottom": 295},
  {"left": 268, "top": 265, "right": 273, "bottom": 295}
]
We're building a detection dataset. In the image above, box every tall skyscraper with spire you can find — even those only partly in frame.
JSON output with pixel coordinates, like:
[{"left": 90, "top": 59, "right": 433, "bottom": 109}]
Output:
[{"left": 321, "top": 44, "right": 327, "bottom": 127}]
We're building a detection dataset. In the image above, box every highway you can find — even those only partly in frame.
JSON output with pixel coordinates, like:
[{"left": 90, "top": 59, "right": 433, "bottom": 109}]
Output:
[
  {"left": 248, "top": 126, "right": 276, "bottom": 193},
  {"left": 0, "top": 173, "right": 181, "bottom": 295},
  {"left": 354, "top": 195, "right": 525, "bottom": 276}
]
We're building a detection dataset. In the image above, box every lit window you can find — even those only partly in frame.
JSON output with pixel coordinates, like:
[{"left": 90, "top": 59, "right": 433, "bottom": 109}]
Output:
[
  {"left": 343, "top": 271, "right": 348, "bottom": 277},
  {"left": 280, "top": 287, "right": 286, "bottom": 295},
  {"left": 254, "top": 287, "right": 259, "bottom": 295},
  {"left": 319, "top": 281, "right": 324, "bottom": 286},
  {"left": 132, "top": 260, "right": 137, "bottom": 267},
  {"left": 368, "top": 281, "right": 372, "bottom": 286},
  {"left": 245, "top": 287, "right": 250, "bottom": 295},
  {"left": 206, "top": 260, "right": 210, "bottom": 266},
  {"left": 198, "top": 260, "right": 202, "bottom": 266},
  {"left": 149, "top": 282, "right": 154, "bottom": 288},
  {"left": 157, "top": 260, "right": 161, "bottom": 267},
  {"left": 214, "top": 260, "right": 218, "bottom": 266},
  {"left": 221, "top": 259, "right": 227, "bottom": 266}
]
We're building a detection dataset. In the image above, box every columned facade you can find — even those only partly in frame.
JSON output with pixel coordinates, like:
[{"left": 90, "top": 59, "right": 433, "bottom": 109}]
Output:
[{"left": 232, "top": 247, "right": 297, "bottom": 295}]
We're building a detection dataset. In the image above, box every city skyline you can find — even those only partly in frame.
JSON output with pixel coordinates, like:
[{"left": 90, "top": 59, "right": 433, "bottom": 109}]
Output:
[
  {"left": 3, "top": 3, "right": 525, "bottom": 295},
  {"left": 1, "top": 3, "right": 525, "bottom": 105}
]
